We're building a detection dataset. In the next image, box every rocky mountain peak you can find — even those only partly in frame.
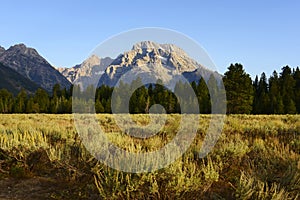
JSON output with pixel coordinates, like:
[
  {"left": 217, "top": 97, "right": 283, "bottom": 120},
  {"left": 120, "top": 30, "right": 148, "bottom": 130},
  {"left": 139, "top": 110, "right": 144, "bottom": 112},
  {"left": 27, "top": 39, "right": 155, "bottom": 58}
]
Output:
[
  {"left": 109, "top": 41, "right": 198, "bottom": 74},
  {"left": 57, "top": 55, "right": 114, "bottom": 85},
  {"left": 132, "top": 41, "right": 161, "bottom": 50},
  {"left": 7, "top": 43, "right": 39, "bottom": 57},
  {"left": 132, "top": 41, "right": 187, "bottom": 55},
  {"left": 0, "top": 43, "right": 71, "bottom": 92},
  {"left": 98, "top": 41, "right": 208, "bottom": 87},
  {"left": 81, "top": 54, "right": 101, "bottom": 68}
]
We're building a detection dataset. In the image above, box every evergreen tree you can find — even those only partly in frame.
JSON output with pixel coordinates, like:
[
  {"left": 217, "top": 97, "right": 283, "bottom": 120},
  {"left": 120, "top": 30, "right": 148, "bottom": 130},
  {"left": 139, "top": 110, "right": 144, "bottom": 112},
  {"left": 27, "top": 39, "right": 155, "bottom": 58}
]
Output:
[
  {"left": 137, "top": 85, "right": 148, "bottom": 113},
  {"left": 0, "top": 89, "right": 14, "bottom": 113},
  {"left": 95, "top": 100, "right": 105, "bottom": 113},
  {"left": 269, "top": 71, "right": 284, "bottom": 114},
  {"left": 25, "top": 96, "right": 34, "bottom": 113},
  {"left": 166, "top": 92, "right": 177, "bottom": 113},
  {"left": 293, "top": 67, "right": 300, "bottom": 113},
  {"left": 129, "top": 91, "right": 139, "bottom": 113},
  {"left": 207, "top": 74, "right": 219, "bottom": 113},
  {"left": 128, "top": 78, "right": 146, "bottom": 113},
  {"left": 153, "top": 79, "right": 165, "bottom": 105},
  {"left": 253, "top": 73, "right": 270, "bottom": 114},
  {"left": 33, "top": 88, "right": 50, "bottom": 113},
  {"left": 280, "top": 66, "right": 296, "bottom": 114},
  {"left": 174, "top": 81, "right": 186, "bottom": 113},
  {"left": 223, "top": 63, "right": 254, "bottom": 114},
  {"left": 197, "top": 78, "right": 211, "bottom": 114},
  {"left": 252, "top": 76, "right": 259, "bottom": 114},
  {"left": 14, "top": 89, "right": 27, "bottom": 113},
  {"left": 52, "top": 84, "right": 62, "bottom": 98},
  {"left": 104, "top": 97, "right": 112, "bottom": 113}
]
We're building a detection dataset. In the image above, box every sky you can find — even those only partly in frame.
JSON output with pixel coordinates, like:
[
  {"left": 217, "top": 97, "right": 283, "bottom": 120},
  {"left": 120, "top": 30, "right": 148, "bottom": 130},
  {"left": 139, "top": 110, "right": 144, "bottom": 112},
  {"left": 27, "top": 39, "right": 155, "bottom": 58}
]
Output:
[{"left": 0, "top": 0, "right": 299, "bottom": 78}]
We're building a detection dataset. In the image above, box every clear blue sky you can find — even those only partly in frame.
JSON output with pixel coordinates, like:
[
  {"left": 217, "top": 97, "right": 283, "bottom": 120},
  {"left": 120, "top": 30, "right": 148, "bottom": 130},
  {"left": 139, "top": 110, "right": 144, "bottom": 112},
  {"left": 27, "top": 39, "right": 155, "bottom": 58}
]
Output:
[{"left": 0, "top": 0, "right": 299, "bottom": 78}]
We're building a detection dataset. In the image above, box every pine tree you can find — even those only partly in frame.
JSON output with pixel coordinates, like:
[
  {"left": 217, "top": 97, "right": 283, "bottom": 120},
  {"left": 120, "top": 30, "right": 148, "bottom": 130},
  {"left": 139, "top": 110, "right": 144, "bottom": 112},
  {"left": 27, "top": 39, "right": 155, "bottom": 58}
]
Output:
[
  {"left": 14, "top": 89, "right": 27, "bottom": 113},
  {"left": 207, "top": 74, "right": 220, "bottom": 114},
  {"left": 26, "top": 97, "right": 34, "bottom": 113},
  {"left": 34, "top": 88, "right": 50, "bottom": 113},
  {"left": 253, "top": 73, "right": 270, "bottom": 114},
  {"left": 269, "top": 71, "right": 284, "bottom": 114},
  {"left": 252, "top": 76, "right": 259, "bottom": 114},
  {"left": 197, "top": 78, "right": 211, "bottom": 114},
  {"left": 174, "top": 81, "right": 186, "bottom": 113},
  {"left": 137, "top": 86, "right": 148, "bottom": 113},
  {"left": 153, "top": 79, "right": 165, "bottom": 105},
  {"left": 95, "top": 100, "right": 105, "bottom": 113},
  {"left": 52, "top": 84, "right": 61, "bottom": 98},
  {"left": 280, "top": 66, "right": 296, "bottom": 114},
  {"left": 0, "top": 89, "right": 14, "bottom": 113},
  {"left": 223, "top": 63, "right": 254, "bottom": 114},
  {"left": 293, "top": 67, "right": 300, "bottom": 113}
]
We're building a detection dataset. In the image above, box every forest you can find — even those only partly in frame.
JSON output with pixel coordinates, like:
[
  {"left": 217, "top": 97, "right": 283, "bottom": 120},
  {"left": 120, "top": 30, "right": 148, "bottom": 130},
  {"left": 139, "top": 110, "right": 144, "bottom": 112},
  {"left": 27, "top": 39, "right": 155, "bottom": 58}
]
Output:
[{"left": 0, "top": 63, "right": 299, "bottom": 114}]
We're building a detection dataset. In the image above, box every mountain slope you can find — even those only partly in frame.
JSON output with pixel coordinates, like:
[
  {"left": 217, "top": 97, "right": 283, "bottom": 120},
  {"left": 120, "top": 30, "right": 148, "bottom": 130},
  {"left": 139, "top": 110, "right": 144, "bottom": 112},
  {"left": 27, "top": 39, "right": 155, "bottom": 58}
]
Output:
[
  {"left": 57, "top": 55, "right": 113, "bottom": 87},
  {"left": 0, "top": 62, "right": 39, "bottom": 95},
  {"left": 0, "top": 44, "right": 71, "bottom": 92},
  {"left": 0, "top": 46, "right": 5, "bottom": 55},
  {"left": 98, "top": 41, "right": 217, "bottom": 87}
]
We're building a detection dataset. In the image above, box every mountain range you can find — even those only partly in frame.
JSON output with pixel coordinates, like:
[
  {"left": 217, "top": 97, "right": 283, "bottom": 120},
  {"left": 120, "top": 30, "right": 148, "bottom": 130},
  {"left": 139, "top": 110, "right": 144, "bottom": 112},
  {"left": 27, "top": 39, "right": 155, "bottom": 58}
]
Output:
[
  {"left": 0, "top": 44, "right": 71, "bottom": 94},
  {"left": 0, "top": 41, "right": 217, "bottom": 94},
  {"left": 57, "top": 55, "right": 113, "bottom": 88},
  {"left": 107, "top": 41, "right": 218, "bottom": 87}
]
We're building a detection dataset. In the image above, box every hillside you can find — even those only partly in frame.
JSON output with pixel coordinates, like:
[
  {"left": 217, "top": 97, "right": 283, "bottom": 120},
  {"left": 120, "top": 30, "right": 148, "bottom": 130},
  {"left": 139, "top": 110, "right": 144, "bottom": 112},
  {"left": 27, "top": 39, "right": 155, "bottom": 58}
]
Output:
[
  {"left": 0, "top": 44, "right": 71, "bottom": 92},
  {"left": 0, "top": 62, "right": 39, "bottom": 95}
]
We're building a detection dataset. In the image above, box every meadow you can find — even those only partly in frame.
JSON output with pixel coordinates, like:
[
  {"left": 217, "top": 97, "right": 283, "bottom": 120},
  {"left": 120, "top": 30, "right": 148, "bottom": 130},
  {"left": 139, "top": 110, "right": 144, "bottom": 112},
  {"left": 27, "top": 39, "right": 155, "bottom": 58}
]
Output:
[{"left": 0, "top": 114, "right": 299, "bottom": 199}]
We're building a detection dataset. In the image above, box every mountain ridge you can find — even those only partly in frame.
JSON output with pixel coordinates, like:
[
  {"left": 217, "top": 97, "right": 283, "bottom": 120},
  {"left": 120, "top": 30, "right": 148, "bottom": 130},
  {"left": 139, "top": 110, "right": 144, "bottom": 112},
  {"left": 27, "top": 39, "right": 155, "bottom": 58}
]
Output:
[
  {"left": 0, "top": 42, "right": 220, "bottom": 92},
  {"left": 57, "top": 55, "right": 114, "bottom": 88},
  {"left": 98, "top": 41, "right": 217, "bottom": 87},
  {"left": 0, "top": 43, "right": 71, "bottom": 92}
]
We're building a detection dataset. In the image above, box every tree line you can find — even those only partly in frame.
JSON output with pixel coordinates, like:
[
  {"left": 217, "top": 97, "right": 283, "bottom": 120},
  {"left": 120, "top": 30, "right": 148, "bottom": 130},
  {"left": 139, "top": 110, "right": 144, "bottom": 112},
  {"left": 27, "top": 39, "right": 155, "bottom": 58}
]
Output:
[
  {"left": 0, "top": 63, "right": 299, "bottom": 114},
  {"left": 224, "top": 64, "right": 300, "bottom": 114}
]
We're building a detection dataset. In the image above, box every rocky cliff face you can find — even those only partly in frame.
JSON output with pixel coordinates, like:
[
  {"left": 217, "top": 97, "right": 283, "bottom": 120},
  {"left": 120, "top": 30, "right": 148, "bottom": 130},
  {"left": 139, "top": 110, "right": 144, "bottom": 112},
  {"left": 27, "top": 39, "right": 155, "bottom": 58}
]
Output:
[
  {"left": 57, "top": 55, "right": 113, "bottom": 87},
  {"left": 0, "top": 62, "right": 39, "bottom": 95},
  {"left": 98, "top": 41, "right": 215, "bottom": 87},
  {"left": 0, "top": 46, "right": 5, "bottom": 55},
  {"left": 0, "top": 44, "right": 71, "bottom": 92}
]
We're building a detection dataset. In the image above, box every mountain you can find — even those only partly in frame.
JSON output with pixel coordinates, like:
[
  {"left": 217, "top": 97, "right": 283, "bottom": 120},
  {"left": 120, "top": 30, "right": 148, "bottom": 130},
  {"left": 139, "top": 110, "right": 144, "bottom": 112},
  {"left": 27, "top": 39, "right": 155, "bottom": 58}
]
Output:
[
  {"left": 182, "top": 68, "right": 221, "bottom": 83},
  {"left": 0, "top": 44, "right": 71, "bottom": 92},
  {"left": 0, "top": 46, "right": 5, "bottom": 55},
  {"left": 0, "top": 62, "right": 39, "bottom": 95},
  {"left": 98, "top": 41, "right": 218, "bottom": 87},
  {"left": 57, "top": 55, "right": 113, "bottom": 87}
]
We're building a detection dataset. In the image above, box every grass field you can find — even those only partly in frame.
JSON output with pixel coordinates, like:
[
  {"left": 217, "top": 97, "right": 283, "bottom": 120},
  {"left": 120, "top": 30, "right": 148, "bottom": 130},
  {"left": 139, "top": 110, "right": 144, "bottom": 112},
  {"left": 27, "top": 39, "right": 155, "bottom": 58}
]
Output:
[{"left": 0, "top": 114, "right": 299, "bottom": 199}]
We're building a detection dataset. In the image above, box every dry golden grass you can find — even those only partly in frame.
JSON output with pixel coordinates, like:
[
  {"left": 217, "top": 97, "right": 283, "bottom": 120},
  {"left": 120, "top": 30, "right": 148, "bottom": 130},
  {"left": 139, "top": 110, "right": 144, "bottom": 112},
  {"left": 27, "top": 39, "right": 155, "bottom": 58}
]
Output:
[{"left": 0, "top": 114, "right": 299, "bottom": 199}]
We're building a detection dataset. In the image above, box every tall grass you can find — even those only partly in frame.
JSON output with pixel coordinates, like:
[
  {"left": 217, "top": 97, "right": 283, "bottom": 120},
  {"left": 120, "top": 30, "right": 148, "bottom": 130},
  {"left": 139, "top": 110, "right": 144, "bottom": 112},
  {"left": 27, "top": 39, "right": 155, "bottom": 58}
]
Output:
[{"left": 0, "top": 114, "right": 299, "bottom": 199}]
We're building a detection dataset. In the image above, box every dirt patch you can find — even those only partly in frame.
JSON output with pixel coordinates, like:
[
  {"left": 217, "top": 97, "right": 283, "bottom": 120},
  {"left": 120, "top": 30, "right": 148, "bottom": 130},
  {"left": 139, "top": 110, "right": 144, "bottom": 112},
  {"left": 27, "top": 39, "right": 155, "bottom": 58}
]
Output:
[
  {"left": 0, "top": 176, "right": 99, "bottom": 200},
  {"left": 0, "top": 148, "right": 99, "bottom": 199}
]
